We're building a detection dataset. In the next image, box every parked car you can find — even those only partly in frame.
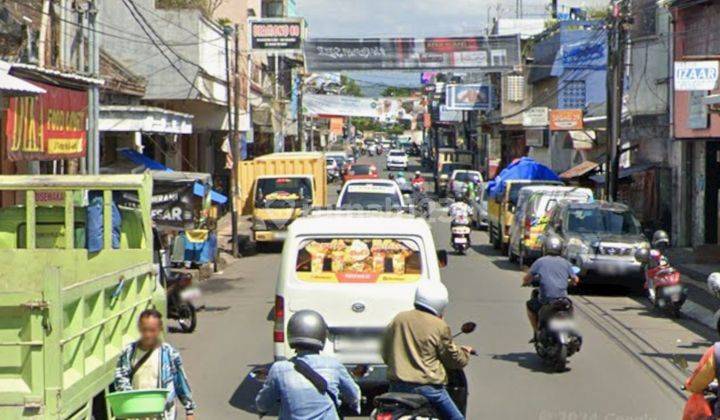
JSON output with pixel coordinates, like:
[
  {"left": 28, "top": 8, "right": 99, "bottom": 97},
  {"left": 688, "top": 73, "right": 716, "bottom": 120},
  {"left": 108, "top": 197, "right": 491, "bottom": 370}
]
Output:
[
  {"left": 343, "top": 163, "right": 379, "bottom": 183},
  {"left": 471, "top": 185, "right": 489, "bottom": 229},
  {"left": 437, "top": 162, "right": 472, "bottom": 197},
  {"left": 337, "top": 179, "right": 406, "bottom": 211},
  {"left": 273, "top": 211, "right": 448, "bottom": 396},
  {"left": 488, "top": 179, "right": 564, "bottom": 254},
  {"left": 544, "top": 201, "right": 649, "bottom": 284},
  {"left": 449, "top": 169, "right": 483, "bottom": 201},
  {"left": 508, "top": 186, "right": 593, "bottom": 265},
  {"left": 386, "top": 149, "right": 409, "bottom": 171}
]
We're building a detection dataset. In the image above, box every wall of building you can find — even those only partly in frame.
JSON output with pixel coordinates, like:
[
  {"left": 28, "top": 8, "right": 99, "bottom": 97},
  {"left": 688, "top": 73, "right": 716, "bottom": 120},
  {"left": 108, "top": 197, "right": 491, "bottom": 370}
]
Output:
[{"left": 100, "top": 0, "right": 228, "bottom": 104}]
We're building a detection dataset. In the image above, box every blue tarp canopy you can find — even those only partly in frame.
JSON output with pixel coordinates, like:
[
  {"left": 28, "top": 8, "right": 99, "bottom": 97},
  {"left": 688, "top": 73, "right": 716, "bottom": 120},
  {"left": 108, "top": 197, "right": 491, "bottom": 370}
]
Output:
[
  {"left": 119, "top": 148, "right": 228, "bottom": 204},
  {"left": 485, "top": 157, "right": 560, "bottom": 199}
]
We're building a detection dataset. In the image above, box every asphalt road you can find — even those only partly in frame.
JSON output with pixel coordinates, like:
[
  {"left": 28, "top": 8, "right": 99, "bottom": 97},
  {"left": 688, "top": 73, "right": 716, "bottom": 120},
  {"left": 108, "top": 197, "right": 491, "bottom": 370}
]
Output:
[{"left": 170, "top": 154, "right": 714, "bottom": 420}]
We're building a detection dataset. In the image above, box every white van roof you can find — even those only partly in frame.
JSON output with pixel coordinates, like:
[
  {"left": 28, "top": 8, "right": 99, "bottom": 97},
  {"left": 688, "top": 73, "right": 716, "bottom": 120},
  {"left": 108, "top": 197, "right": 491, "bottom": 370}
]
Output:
[{"left": 290, "top": 211, "right": 427, "bottom": 236}]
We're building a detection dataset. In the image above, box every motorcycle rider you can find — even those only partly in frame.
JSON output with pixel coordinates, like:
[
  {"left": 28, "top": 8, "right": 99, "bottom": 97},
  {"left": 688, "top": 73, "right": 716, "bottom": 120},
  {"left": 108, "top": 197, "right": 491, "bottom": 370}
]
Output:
[
  {"left": 448, "top": 197, "right": 472, "bottom": 221},
  {"left": 256, "top": 310, "right": 361, "bottom": 420},
  {"left": 522, "top": 235, "right": 579, "bottom": 340},
  {"left": 684, "top": 273, "right": 720, "bottom": 402},
  {"left": 412, "top": 171, "right": 426, "bottom": 190},
  {"left": 382, "top": 282, "right": 473, "bottom": 420}
]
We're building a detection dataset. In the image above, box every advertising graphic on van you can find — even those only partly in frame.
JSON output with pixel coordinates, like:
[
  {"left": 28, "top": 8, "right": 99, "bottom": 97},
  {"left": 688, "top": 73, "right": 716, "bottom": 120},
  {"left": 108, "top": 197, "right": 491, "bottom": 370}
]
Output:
[{"left": 296, "top": 238, "right": 422, "bottom": 283}]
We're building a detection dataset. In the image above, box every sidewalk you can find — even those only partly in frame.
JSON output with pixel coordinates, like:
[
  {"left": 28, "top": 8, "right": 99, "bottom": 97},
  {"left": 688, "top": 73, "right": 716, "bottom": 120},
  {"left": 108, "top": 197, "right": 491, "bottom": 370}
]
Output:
[{"left": 665, "top": 246, "right": 720, "bottom": 330}]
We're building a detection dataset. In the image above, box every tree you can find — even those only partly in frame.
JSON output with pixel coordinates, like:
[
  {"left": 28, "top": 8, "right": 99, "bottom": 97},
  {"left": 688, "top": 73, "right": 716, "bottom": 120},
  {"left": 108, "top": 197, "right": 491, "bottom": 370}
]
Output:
[
  {"left": 340, "top": 75, "right": 363, "bottom": 97},
  {"left": 381, "top": 86, "right": 415, "bottom": 97}
]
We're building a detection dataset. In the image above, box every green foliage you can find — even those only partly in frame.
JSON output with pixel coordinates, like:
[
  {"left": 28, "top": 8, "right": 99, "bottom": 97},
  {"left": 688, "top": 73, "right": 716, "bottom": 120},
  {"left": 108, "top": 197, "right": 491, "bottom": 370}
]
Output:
[
  {"left": 340, "top": 75, "right": 364, "bottom": 97},
  {"left": 381, "top": 86, "right": 415, "bottom": 97}
]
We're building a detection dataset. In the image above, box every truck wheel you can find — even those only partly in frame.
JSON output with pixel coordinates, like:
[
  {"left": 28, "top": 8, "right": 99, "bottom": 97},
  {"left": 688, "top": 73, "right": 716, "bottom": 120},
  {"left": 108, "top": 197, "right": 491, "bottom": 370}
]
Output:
[{"left": 492, "top": 226, "right": 501, "bottom": 250}]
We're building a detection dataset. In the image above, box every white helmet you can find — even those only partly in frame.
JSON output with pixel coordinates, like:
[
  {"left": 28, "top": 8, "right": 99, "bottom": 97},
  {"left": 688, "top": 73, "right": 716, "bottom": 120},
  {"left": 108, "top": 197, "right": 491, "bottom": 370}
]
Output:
[
  {"left": 414, "top": 282, "right": 449, "bottom": 316},
  {"left": 708, "top": 272, "right": 720, "bottom": 299}
]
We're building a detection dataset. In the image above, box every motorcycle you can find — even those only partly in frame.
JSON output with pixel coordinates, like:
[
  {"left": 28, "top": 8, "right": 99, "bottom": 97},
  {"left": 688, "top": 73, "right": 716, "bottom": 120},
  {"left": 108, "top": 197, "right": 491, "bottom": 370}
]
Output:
[
  {"left": 371, "top": 322, "right": 476, "bottom": 420},
  {"left": 634, "top": 232, "right": 687, "bottom": 318},
  {"left": 154, "top": 229, "right": 201, "bottom": 333},
  {"left": 529, "top": 272, "right": 582, "bottom": 372},
  {"left": 166, "top": 271, "right": 200, "bottom": 333},
  {"left": 450, "top": 209, "right": 472, "bottom": 255}
]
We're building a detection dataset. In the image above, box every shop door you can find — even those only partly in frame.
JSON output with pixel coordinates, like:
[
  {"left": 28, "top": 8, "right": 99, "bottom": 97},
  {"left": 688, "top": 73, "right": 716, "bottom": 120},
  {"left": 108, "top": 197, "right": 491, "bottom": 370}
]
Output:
[{"left": 705, "top": 141, "right": 720, "bottom": 244}]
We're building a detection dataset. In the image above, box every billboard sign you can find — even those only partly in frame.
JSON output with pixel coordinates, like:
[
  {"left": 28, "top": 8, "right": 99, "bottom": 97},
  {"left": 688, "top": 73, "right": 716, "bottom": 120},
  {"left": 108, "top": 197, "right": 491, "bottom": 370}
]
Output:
[
  {"left": 250, "top": 18, "right": 304, "bottom": 51},
  {"left": 522, "top": 107, "right": 549, "bottom": 127},
  {"left": 5, "top": 80, "right": 87, "bottom": 161},
  {"left": 675, "top": 61, "right": 719, "bottom": 91},
  {"left": 445, "top": 84, "right": 492, "bottom": 110},
  {"left": 303, "top": 94, "right": 379, "bottom": 118},
  {"left": 304, "top": 35, "right": 521, "bottom": 71},
  {"left": 549, "top": 109, "right": 584, "bottom": 131}
]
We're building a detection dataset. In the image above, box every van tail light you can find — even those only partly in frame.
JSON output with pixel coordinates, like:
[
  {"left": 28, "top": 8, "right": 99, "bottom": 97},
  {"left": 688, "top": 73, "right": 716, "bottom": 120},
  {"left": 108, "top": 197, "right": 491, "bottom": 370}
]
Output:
[
  {"left": 274, "top": 295, "right": 285, "bottom": 343},
  {"left": 370, "top": 165, "right": 377, "bottom": 173},
  {"left": 375, "top": 413, "right": 393, "bottom": 420},
  {"left": 524, "top": 217, "right": 532, "bottom": 240}
]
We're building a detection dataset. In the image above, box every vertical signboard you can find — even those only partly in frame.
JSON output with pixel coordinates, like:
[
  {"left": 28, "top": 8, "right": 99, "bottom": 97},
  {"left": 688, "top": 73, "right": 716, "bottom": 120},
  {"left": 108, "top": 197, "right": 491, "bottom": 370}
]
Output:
[{"left": 5, "top": 81, "right": 88, "bottom": 161}]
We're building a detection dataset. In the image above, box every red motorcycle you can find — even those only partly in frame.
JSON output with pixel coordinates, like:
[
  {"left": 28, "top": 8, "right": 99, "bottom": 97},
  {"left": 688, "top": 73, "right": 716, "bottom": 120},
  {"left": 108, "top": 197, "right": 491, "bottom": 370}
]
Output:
[{"left": 635, "top": 231, "right": 687, "bottom": 318}]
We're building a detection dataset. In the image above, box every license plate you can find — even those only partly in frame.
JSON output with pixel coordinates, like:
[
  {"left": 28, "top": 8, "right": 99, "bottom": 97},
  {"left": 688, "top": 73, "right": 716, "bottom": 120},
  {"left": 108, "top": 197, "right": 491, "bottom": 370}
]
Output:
[
  {"left": 663, "top": 285, "right": 682, "bottom": 294},
  {"left": 453, "top": 237, "right": 468, "bottom": 244},
  {"left": 548, "top": 318, "right": 575, "bottom": 331},
  {"left": 180, "top": 287, "right": 202, "bottom": 302},
  {"left": 452, "top": 227, "right": 470, "bottom": 234},
  {"left": 333, "top": 336, "right": 381, "bottom": 353}
]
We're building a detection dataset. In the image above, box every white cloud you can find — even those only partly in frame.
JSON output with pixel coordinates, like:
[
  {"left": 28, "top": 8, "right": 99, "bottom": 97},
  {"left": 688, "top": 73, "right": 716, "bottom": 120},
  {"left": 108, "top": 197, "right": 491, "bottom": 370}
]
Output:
[{"left": 297, "top": 0, "right": 607, "bottom": 38}]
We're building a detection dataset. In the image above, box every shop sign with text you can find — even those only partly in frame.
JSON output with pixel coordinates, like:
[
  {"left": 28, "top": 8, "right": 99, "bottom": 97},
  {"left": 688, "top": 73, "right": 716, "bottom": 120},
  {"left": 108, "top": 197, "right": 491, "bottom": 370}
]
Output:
[
  {"left": 250, "top": 18, "right": 304, "bottom": 51},
  {"left": 5, "top": 80, "right": 87, "bottom": 161},
  {"left": 549, "top": 109, "right": 583, "bottom": 131}
]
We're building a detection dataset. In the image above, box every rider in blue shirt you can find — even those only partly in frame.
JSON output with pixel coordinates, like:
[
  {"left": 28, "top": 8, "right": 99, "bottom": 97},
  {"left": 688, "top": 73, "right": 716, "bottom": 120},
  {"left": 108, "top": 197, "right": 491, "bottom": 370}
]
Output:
[{"left": 256, "top": 310, "right": 361, "bottom": 419}]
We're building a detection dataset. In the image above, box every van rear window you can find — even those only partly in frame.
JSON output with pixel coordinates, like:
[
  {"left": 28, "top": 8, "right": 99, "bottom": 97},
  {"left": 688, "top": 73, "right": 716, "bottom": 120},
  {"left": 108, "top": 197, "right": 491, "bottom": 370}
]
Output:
[{"left": 296, "top": 238, "right": 422, "bottom": 283}]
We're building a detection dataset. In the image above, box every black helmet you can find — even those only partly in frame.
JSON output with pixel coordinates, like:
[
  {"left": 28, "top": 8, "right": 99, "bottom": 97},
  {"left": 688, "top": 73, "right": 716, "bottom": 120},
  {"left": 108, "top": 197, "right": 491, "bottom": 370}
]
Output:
[
  {"left": 652, "top": 230, "right": 669, "bottom": 250},
  {"left": 634, "top": 247, "right": 650, "bottom": 264},
  {"left": 287, "top": 310, "right": 327, "bottom": 351},
  {"left": 544, "top": 235, "right": 563, "bottom": 256}
]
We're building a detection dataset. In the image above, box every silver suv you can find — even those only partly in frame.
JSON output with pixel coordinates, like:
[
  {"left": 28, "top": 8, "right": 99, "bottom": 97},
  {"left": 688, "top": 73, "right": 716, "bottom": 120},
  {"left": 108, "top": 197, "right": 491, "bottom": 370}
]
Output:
[{"left": 544, "top": 201, "right": 649, "bottom": 283}]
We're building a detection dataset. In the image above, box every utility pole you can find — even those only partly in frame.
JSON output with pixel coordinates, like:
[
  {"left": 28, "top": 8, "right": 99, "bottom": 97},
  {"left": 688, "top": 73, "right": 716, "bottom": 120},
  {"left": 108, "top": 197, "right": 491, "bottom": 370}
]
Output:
[
  {"left": 605, "top": 0, "right": 629, "bottom": 202},
  {"left": 87, "top": 0, "right": 99, "bottom": 174},
  {"left": 297, "top": 75, "right": 305, "bottom": 151},
  {"left": 223, "top": 25, "right": 239, "bottom": 258}
]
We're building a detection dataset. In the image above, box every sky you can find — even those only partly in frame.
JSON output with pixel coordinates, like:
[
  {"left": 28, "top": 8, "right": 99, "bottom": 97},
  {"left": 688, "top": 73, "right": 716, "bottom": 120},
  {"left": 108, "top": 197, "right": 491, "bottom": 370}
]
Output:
[{"left": 296, "top": 0, "right": 605, "bottom": 92}]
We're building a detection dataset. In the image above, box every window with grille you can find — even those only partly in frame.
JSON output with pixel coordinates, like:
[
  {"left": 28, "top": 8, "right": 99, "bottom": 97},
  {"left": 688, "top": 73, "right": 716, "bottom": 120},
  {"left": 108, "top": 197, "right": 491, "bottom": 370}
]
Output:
[
  {"left": 505, "top": 75, "right": 525, "bottom": 102},
  {"left": 561, "top": 80, "right": 586, "bottom": 109}
]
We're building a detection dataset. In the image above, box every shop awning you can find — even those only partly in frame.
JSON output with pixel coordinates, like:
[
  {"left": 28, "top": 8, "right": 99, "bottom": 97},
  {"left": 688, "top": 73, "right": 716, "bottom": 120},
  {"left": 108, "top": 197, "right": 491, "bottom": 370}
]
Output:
[
  {"left": 590, "top": 162, "right": 657, "bottom": 184},
  {"left": 115, "top": 148, "right": 227, "bottom": 204},
  {"left": 99, "top": 105, "right": 193, "bottom": 134},
  {"left": 0, "top": 61, "right": 46, "bottom": 96},
  {"left": 559, "top": 160, "right": 599, "bottom": 179}
]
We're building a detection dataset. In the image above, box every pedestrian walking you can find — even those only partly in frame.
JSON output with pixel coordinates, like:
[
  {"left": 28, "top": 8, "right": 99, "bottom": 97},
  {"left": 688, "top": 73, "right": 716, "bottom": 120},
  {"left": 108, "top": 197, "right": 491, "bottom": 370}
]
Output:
[{"left": 114, "top": 309, "right": 196, "bottom": 420}]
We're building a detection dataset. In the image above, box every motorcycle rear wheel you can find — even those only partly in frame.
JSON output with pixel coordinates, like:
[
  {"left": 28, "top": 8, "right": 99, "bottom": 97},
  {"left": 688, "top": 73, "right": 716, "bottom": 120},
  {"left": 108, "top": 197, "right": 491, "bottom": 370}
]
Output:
[
  {"left": 177, "top": 303, "right": 197, "bottom": 333},
  {"left": 554, "top": 344, "right": 568, "bottom": 372}
]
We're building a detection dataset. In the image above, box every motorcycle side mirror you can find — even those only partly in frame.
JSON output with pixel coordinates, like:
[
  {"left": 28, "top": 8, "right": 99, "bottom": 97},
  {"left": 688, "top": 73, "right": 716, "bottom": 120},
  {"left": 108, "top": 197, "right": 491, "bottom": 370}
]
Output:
[
  {"left": 437, "top": 250, "right": 448, "bottom": 268},
  {"left": 461, "top": 322, "right": 477, "bottom": 334}
]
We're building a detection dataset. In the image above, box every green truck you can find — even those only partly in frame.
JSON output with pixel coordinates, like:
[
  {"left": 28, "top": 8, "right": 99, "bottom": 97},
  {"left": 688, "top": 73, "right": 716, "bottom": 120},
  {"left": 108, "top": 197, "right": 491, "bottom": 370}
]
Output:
[{"left": 0, "top": 174, "right": 165, "bottom": 419}]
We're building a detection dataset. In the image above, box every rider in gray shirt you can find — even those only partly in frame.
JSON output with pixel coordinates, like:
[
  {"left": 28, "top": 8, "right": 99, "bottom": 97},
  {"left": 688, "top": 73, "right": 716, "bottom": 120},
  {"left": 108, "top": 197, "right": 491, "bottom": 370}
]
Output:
[{"left": 522, "top": 236, "right": 579, "bottom": 340}]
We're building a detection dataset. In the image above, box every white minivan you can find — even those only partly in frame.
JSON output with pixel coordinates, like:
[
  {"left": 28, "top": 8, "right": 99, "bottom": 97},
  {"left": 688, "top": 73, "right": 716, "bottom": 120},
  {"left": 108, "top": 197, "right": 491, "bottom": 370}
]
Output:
[{"left": 273, "top": 211, "right": 447, "bottom": 390}]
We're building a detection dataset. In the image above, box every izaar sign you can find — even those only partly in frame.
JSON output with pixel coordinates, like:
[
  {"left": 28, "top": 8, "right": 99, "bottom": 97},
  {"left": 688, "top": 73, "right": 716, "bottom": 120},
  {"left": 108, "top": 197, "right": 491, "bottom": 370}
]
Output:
[{"left": 674, "top": 61, "right": 719, "bottom": 91}]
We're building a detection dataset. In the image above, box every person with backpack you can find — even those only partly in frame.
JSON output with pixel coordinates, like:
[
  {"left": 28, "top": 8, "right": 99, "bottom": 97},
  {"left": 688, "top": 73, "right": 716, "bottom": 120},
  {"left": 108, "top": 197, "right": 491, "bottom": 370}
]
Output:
[
  {"left": 114, "top": 309, "right": 196, "bottom": 420},
  {"left": 256, "top": 310, "right": 361, "bottom": 419}
]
